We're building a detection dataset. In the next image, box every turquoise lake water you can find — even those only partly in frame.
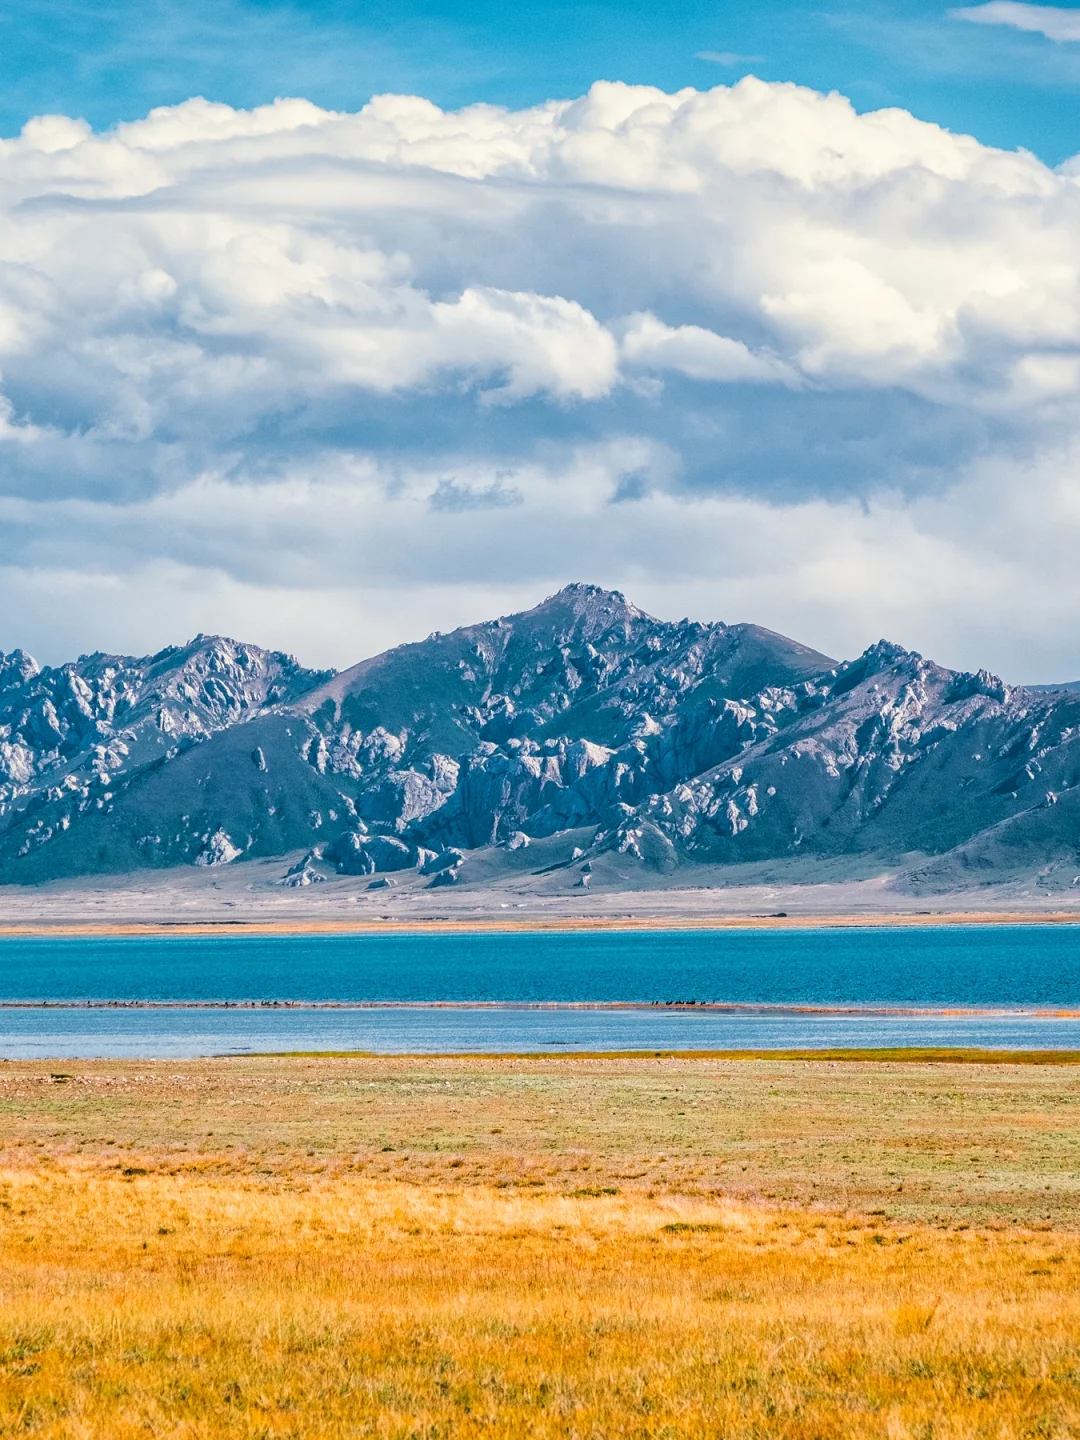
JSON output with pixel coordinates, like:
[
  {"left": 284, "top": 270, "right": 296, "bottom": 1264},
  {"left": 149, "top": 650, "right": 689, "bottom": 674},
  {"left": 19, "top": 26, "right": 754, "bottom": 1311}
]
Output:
[{"left": 1, "top": 925, "right": 1080, "bottom": 1056}]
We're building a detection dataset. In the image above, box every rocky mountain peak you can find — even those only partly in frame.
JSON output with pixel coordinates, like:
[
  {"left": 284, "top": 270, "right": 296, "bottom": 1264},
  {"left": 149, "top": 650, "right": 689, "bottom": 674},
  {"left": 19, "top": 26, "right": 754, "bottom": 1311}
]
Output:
[
  {"left": 866, "top": 638, "right": 917, "bottom": 663},
  {"left": 144, "top": 635, "right": 321, "bottom": 703},
  {"left": 0, "top": 650, "right": 40, "bottom": 687},
  {"left": 540, "top": 581, "right": 639, "bottom": 611},
  {"left": 522, "top": 583, "right": 650, "bottom": 638}
]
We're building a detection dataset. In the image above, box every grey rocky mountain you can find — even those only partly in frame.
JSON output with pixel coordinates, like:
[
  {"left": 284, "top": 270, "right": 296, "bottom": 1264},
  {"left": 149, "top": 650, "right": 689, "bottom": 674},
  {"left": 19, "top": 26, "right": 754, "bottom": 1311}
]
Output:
[{"left": 1, "top": 585, "right": 1077, "bottom": 892}]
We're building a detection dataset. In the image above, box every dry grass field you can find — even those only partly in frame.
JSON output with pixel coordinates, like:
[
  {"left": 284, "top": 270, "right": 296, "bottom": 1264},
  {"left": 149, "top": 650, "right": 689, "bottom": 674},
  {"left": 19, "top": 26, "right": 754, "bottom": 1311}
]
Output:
[{"left": 2, "top": 1053, "right": 1080, "bottom": 1436}]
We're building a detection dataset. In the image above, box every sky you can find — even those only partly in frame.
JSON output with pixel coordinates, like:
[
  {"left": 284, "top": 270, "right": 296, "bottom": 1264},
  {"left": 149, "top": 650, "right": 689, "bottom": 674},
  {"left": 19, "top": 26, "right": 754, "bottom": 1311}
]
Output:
[{"left": 3, "top": 0, "right": 1080, "bottom": 679}]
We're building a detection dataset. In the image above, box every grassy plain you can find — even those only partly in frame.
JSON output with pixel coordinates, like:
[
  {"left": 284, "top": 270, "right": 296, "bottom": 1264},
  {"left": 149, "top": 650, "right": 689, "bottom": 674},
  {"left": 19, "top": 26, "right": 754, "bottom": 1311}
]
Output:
[{"left": 2, "top": 1054, "right": 1080, "bottom": 1436}]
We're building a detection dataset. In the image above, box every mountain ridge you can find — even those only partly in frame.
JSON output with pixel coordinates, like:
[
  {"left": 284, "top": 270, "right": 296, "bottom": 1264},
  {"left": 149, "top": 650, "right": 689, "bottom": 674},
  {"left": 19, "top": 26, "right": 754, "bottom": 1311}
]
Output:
[{"left": 0, "top": 586, "right": 1076, "bottom": 894}]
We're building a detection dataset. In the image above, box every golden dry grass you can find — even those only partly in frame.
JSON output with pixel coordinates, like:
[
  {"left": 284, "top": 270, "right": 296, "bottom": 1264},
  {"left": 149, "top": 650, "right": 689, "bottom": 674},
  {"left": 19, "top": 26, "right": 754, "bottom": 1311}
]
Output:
[{"left": 2, "top": 1056, "right": 1080, "bottom": 1436}]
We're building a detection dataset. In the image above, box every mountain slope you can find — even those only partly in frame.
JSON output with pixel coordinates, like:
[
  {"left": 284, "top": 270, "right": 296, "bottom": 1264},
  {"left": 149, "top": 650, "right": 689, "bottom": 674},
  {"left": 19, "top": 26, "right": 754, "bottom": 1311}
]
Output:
[{"left": 1, "top": 586, "right": 1078, "bottom": 891}]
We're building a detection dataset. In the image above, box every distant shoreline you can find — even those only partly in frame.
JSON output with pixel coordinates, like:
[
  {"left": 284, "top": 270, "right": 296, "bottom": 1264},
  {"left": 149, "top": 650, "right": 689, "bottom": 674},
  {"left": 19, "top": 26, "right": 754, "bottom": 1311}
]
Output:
[
  {"left": 0, "top": 998, "right": 1079, "bottom": 1015},
  {"left": 0, "top": 910, "right": 1079, "bottom": 938}
]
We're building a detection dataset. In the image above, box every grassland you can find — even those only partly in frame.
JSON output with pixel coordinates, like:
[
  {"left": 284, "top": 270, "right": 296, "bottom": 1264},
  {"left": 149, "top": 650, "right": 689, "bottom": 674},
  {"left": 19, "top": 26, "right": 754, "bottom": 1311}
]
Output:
[{"left": 3, "top": 1054, "right": 1080, "bottom": 1435}]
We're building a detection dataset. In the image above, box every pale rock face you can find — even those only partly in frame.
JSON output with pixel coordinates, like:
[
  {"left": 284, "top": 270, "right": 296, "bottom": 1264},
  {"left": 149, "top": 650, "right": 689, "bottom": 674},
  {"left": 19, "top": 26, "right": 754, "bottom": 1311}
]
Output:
[
  {"left": 427, "top": 866, "right": 460, "bottom": 888},
  {"left": 279, "top": 853, "right": 328, "bottom": 887},
  {"left": 421, "top": 848, "right": 465, "bottom": 875},
  {"left": 195, "top": 829, "right": 242, "bottom": 866},
  {"left": 324, "top": 831, "right": 424, "bottom": 875},
  {"left": 2, "top": 584, "right": 1080, "bottom": 887}
]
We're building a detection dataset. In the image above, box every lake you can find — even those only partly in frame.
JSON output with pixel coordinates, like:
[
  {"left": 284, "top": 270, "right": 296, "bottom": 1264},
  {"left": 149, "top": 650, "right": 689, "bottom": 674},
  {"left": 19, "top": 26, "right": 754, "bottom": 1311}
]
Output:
[{"left": 2, "top": 925, "right": 1080, "bottom": 1057}]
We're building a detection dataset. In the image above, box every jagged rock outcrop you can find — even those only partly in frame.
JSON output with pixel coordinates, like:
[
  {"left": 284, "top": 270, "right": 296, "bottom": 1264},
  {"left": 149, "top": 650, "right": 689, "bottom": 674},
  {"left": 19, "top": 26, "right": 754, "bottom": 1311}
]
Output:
[
  {"left": 1, "top": 584, "right": 1078, "bottom": 889},
  {"left": 0, "top": 640, "right": 331, "bottom": 877},
  {"left": 0, "top": 634, "right": 326, "bottom": 811}
]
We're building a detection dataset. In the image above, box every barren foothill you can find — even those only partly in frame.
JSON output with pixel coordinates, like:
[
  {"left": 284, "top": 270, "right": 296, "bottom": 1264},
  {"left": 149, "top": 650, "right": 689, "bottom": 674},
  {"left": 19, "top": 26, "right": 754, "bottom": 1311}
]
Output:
[{"left": 2, "top": 849, "right": 1080, "bottom": 935}]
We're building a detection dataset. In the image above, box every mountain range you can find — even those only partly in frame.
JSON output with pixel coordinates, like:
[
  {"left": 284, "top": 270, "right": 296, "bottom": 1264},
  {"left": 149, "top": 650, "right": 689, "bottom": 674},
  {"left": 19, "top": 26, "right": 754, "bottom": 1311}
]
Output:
[{"left": 1, "top": 583, "right": 1078, "bottom": 894}]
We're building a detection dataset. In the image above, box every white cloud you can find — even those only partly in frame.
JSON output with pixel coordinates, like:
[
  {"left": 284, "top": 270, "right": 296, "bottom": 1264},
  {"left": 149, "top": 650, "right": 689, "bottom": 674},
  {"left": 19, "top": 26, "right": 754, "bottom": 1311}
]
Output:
[
  {"left": 431, "top": 289, "right": 619, "bottom": 402},
  {"left": 2, "top": 78, "right": 1080, "bottom": 677},
  {"left": 620, "top": 314, "right": 795, "bottom": 384},
  {"left": 951, "top": 3, "right": 1080, "bottom": 42},
  {"left": 695, "top": 51, "right": 765, "bottom": 66}
]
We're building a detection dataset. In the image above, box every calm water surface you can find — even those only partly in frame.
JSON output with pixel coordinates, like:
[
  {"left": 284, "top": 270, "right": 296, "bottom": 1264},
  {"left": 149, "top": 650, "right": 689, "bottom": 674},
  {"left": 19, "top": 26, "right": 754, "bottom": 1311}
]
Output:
[{"left": 1, "top": 926, "right": 1079, "bottom": 1056}]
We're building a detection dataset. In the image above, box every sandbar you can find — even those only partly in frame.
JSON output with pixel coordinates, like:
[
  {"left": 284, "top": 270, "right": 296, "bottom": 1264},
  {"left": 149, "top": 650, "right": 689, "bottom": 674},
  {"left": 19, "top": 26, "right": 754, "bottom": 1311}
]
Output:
[{"left": 1, "top": 908, "right": 1080, "bottom": 938}]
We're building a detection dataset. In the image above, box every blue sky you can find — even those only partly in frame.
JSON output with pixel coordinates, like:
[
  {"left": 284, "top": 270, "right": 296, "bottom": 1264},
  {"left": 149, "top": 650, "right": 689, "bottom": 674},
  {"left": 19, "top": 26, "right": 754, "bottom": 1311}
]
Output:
[{"left": 6, "top": 0, "right": 1080, "bottom": 163}]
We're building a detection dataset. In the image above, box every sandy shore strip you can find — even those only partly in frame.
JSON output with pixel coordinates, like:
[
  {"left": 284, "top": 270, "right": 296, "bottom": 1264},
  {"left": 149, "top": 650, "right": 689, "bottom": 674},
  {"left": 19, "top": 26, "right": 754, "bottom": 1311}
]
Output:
[
  {"left": 250, "top": 1047, "right": 1080, "bottom": 1064},
  {"left": 1, "top": 909, "right": 1080, "bottom": 937}
]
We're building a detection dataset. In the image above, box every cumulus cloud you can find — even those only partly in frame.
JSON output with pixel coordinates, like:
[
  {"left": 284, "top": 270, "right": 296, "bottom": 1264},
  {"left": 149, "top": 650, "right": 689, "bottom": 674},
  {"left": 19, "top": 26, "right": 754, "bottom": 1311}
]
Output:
[
  {"left": 951, "top": 3, "right": 1080, "bottom": 42},
  {"left": 620, "top": 314, "right": 795, "bottom": 385},
  {"left": 2, "top": 78, "right": 1080, "bottom": 677}
]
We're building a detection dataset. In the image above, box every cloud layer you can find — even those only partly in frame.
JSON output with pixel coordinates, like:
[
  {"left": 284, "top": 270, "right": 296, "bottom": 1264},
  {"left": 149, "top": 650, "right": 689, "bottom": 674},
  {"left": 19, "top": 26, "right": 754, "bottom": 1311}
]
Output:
[
  {"left": 953, "top": 3, "right": 1080, "bottom": 42},
  {"left": 3, "top": 78, "right": 1080, "bottom": 678}
]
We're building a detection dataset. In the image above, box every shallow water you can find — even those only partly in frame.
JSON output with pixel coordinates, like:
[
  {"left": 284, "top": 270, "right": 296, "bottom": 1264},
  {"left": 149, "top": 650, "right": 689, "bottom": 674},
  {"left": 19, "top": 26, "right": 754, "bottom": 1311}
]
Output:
[
  {"left": 2, "top": 925, "right": 1080, "bottom": 1056},
  {"left": 3, "top": 1004, "right": 1080, "bottom": 1059}
]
